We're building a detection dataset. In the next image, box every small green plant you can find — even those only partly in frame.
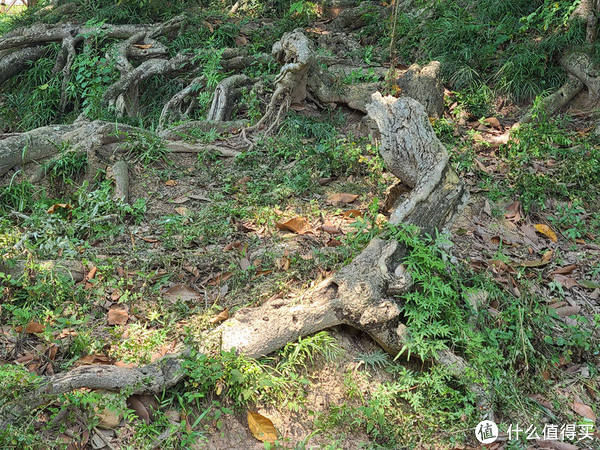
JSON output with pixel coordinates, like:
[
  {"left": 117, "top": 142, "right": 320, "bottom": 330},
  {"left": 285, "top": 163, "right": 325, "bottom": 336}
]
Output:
[
  {"left": 122, "top": 130, "right": 169, "bottom": 165},
  {"left": 45, "top": 147, "right": 88, "bottom": 186}
]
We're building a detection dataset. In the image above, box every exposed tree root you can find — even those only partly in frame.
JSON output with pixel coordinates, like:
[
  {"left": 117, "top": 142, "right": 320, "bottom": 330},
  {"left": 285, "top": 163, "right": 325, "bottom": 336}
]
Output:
[
  {"left": 0, "top": 260, "right": 86, "bottom": 282},
  {"left": 0, "top": 93, "right": 494, "bottom": 426},
  {"left": 158, "top": 76, "right": 204, "bottom": 130},
  {"left": 0, "top": 45, "right": 47, "bottom": 83},
  {"left": 104, "top": 53, "right": 194, "bottom": 117},
  {"left": 243, "top": 30, "right": 314, "bottom": 139},
  {"left": 111, "top": 160, "right": 129, "bottom": 203},
  {"left": 207, "top": 74, "right": 252, "bottom": 122},
  {"left": 0, "top": 120, "right": 238, "bottom": 183}
]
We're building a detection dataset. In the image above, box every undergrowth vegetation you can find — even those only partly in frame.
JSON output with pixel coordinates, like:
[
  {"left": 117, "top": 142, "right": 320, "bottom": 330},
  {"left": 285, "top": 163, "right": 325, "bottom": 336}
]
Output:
[{"left": 1, "top": 0, "right": 600, "bottom": 448}]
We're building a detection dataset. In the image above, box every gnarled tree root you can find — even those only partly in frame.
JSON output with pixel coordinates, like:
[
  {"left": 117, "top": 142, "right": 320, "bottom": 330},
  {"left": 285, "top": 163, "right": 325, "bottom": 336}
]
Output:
[{"left": 1, "top": 93, "right": 493, "bottom": 428}]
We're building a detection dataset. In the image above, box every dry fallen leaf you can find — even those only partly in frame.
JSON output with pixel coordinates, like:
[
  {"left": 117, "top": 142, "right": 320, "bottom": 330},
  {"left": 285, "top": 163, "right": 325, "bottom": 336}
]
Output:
[
  {"left": 24, "top": 321, "right": 45, "bottom": 334},
  {"left": 572, "top": 401, "right": 596, "bottom": 421},
  {"left": 86, "top": 266, "right": 97, "bottom": 281},
  {"left": 321, "top": 221, "right": 340, "bottom": 234},
  {"left": 174, "top": 206, "right": 189, "bottom": 216},
  {"left": 327, "top": 193, "right": 359, "bottom": 205},
  {"left": 107, "top": 305, "right": 129, "bottom": 325},
  {"left": 551, "top": 274, "right": 579, "bottom": 289},
  {"left": 209, "top": 308, "right": 229, "bottom": 324},
  {"left": 504, "top": 201, "right": 522, "bottom": 223},
  {"left": 276, "top": 217, "right": 310, "bottom": 234},
  {"left": 133, "top": 43, "right": 153, "bottom": 49},
  {"left": 47, "top": 203, "right": 71, "bottom": 214},
  {"left": 534, "top": 224, "right": 558, "bottom": 243},
  {"left": 127, "top": 396, "right": 151, "bottom": 424},
  {"left": 550, "top": 264, "right": 577, "bottom": 275},
  {"left": 342, "top": 209, "right": 362, "bottom": 218},
  {"left": 247, "top": 411, "right": 277, "bottom": 444},
  {"left": 164, "top": 179, "right": 177, "bottom": 186},
  {"left": 77, "top": 354, "right": 113, "bottom": 365},
  {"left": 163, "top": 284, "right": 201, "bottom": 303}
]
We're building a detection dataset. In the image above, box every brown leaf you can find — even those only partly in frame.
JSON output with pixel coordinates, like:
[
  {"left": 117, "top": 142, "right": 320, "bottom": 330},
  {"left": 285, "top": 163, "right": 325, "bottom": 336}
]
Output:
[
  {"left": 47, "top": 203, "right": 71, "bottom": 214},
  {"left": 107, "top": 305, "right": 129, "bottom": 325},
  {"left": 164, "top": 179, "right": 177, "bottom": 186},
  {"left": 551, "top": 264, "right": 577, "bottom": 275},
  {"left": 207, "top": 272, "right": 233, "bottom": 286},
  {"left": 247, "top": 411, "right": 277, "bottom": 444},
  {"left": 133, "top": 43, "right": 153, "bottom": 49},
  {"left": 551, "top": 274, "right": 579, "bottom": 289},
  {"left": 127, "top": 396, "right": 150, "bottom": 424},
  {"left": 24, "top": 321, "right": 45, "bottom": 334},
  {"left": 202, "top": 20, "right": 214, "bottom": 33},
  {"left": 342, "top": 209, "right": 362, "bottom": 218},
  {"left": 327, "top": 193, "right": 359, "bottom": 205},
  {"left": 86, "top": 266, "right": 97, "bottom": 281},
  {"left": 209, "top": 308, "right": 229, "bottom": 324},
  {"left": 571, "top": 401, "right": 596, "bottom": 421},
  {"left": 534, "top": 224, "right": 558, "bottom": 242},
  {"left": 520, "top": 250, "right": 553, "bottom": 267},
  {"left": 276, "top": 217, "right": 310, "bottom": 234},
  {"left": 140, "top": 236, "right": 159, "bottom": 243},
  {"left": 163, "top": 285, "right": 201, "bottom": 303},
  {"left": 114, "top": 360, "right": 137, "bottom": 368},
  {"left": 504, "top": 201, "right": 521, "bottom": 223},
  {"left": 321, "top": 222, "right": 340, "bottom": 234},
  {"left": 174, "top": 206, "right": 189, "bottom": 216},
  {"left": 553, "top": 305, "right": 580, "bottom": 317}
]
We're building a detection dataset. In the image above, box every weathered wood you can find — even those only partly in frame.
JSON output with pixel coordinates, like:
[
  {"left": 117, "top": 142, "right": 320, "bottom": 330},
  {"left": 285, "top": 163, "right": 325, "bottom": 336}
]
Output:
[{"left": 111, "top": 160, "right": 129, "bottom": 203}]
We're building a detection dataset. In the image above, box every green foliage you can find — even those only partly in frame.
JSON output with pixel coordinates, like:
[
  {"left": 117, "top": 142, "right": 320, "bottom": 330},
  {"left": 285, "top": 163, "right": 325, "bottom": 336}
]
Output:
[
  {"left": 122, "top": 130, "right": 169, "bottom": 165},
  {"left": 498, "top": 106, "right": 600, "bottom": 212},
  {"left": 44, "top": 148, "right": 88, "bottom": 187},
  {"left": 393, "top": 0, "right": 585, "bottom": 101},
  {"left": 68, "top": 42, "right": 118, "bottom": 119},
  {"left": 1, "top": 51, "right": 62, "bottom": 131}
]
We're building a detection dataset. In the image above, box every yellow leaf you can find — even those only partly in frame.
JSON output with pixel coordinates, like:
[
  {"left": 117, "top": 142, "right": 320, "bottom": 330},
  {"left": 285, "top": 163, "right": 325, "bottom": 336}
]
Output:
[
  {"left": 47, "top": 203, "right": 71, "bottom": 214},
  {"left": 534, "top": 224, "right": 557, "bottom": 242},
  {"left": 247, "top": 411, "right": 277, "bottom": 444}
]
